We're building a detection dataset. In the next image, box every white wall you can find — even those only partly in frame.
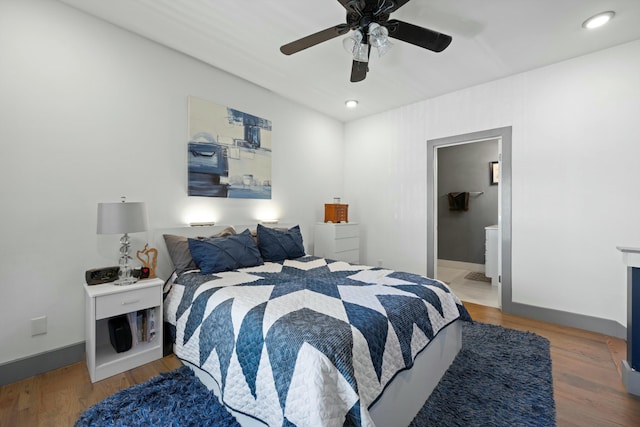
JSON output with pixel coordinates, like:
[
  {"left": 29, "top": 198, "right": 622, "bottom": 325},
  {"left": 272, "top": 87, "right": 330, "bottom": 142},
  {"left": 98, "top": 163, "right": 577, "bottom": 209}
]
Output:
[
  {"left": 0, "top": 0, "right": 344, "bottom": 365},
  {"left": 345, "top": 39, "right": 640, "bottom": 327}
]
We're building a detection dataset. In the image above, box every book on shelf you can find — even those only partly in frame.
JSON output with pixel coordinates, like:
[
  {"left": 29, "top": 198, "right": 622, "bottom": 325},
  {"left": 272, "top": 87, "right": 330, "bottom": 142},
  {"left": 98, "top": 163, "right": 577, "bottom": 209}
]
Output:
[{"left": 125, "top": 308, "right": 156, "bottom": 347}]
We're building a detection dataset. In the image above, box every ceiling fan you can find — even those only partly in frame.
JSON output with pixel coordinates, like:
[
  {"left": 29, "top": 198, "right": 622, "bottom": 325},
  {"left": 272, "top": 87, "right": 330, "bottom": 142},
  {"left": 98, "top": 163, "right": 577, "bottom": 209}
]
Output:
[{"left": 280, "top": 0, "right": 452, "bottom": 82}]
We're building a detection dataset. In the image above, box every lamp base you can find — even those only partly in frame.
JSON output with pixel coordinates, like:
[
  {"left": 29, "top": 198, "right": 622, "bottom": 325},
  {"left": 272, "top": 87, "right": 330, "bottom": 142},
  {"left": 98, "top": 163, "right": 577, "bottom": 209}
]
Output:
[{"left": 114, "top": 277, "right": 138, "bottom": 286}]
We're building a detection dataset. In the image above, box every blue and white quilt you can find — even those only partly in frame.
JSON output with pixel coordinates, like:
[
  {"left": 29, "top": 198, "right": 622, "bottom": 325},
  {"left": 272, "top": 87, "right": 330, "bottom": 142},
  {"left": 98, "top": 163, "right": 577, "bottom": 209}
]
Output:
[{"left": 164, "top": 256, "right": 470, "bottom": 427}]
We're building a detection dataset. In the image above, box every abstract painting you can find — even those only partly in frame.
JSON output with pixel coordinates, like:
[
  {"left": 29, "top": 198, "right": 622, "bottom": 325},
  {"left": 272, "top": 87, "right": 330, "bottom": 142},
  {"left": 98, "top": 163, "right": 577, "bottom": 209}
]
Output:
[{"left": 187, "top": 96, "right": 272, "bottom": 199}]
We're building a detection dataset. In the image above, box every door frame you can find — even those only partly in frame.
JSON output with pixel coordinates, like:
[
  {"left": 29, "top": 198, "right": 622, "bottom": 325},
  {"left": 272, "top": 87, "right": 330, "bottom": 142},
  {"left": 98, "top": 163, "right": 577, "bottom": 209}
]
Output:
[{"left": 427, "top": 127, "right": 513, "bottom": 311}]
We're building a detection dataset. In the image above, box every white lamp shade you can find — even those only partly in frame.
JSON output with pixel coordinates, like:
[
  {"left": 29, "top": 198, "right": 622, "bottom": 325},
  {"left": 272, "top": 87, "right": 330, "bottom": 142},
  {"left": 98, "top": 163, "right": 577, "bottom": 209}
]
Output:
[{"left": 97, "top": 202, "right": 148, "bottom": 234}]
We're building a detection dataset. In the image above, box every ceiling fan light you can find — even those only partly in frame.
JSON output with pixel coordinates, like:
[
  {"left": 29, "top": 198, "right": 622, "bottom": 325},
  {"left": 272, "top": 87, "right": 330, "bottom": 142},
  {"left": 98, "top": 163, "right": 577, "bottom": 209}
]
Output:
[
  {"left": 375, "top": 40, "right": 393, "bottom": 57},
  {"left": 582, "top": 11, "right": 615, "bottom": 29},
  {"left": 343, "top": 30, "right": 363, "bottom": 55},
  {"left": 342, "top": 37, "right": 356, "bottom": 54},
  {"left": 368, "top": 22, "right": 392, "bottom": 57},
  {"left": 353, "top": 42, "right": 369, "bottom": 62},
  {"left": 368, "top": 23, "right": 389, "bottom": 47}
]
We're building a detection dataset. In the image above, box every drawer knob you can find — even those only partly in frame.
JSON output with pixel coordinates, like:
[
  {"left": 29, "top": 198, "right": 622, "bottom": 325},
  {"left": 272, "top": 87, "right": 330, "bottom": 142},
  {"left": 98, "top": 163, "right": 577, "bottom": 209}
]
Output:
[{"left": 122, "top": 299, "right": 140, "bottom": 305}]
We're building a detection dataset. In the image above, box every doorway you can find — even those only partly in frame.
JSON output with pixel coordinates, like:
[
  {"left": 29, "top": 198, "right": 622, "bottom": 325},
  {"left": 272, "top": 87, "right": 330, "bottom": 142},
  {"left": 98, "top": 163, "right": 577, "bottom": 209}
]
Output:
[
  {"left": 436, "top": 139, "right": 500, "bottom": 307},
  {"left": 427, "top": 127, "right": 512, "bottom": 311}
]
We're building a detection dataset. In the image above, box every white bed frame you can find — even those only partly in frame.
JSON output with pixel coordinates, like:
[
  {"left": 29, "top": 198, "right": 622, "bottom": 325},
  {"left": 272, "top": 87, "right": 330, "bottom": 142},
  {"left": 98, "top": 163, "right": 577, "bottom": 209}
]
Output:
[{"left": 153, "top": 225, "right": 462, "bottom": 427}]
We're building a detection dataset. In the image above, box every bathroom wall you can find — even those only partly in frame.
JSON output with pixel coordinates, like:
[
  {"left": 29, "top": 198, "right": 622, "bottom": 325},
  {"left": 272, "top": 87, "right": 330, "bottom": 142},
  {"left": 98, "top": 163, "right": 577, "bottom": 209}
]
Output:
[{"left": 437, "top": 140, "right": 499, "bottom": 264}]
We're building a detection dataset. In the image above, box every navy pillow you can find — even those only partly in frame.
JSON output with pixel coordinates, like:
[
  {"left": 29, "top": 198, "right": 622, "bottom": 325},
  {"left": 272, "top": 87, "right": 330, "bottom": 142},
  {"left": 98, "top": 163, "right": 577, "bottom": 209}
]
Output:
[
  {"left": 188, "top": 229, "right": 263, "bottom": 274},
  {"left": 256, "top": 224, "right": 305, "bottom": 262},
  {"left": 163, "top": 227, "right": 236, "bottom": 276}
]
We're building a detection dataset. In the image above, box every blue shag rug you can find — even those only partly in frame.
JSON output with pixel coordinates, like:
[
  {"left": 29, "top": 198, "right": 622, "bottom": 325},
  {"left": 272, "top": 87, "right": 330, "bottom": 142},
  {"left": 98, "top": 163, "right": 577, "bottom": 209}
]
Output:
[
  {"left": 76, "top": 322, "right": 555, "bottom": 427},
  {"left": 75, "top": 366, "right": 240, "bottom": 427},
  {"left": 409, "top": 321, "right": 556, "bottom": 426}
]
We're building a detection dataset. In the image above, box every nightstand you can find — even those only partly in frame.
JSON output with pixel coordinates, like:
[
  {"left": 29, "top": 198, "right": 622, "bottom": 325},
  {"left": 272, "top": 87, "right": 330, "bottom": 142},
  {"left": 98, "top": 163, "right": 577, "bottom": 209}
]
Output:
[{"left": 84, "top": 278, "right": 163, "bottom": 383}]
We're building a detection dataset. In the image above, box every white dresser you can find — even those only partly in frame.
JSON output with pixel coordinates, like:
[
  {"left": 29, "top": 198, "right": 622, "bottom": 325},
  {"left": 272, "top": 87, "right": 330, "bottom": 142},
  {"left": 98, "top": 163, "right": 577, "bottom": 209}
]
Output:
[
  {"left": 485, "top": 225, "right": 499, "bottom": 286},
  {"left": 314, "top": 223, "right": 360, "bottom": 263}
]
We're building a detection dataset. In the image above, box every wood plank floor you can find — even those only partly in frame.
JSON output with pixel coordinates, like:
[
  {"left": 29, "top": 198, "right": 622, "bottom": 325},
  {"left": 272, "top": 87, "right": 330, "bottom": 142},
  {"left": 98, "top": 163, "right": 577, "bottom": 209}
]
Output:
[
  {"left": 465, "top": 302, "right": 640, "bottom": 426},
  {"left": 1, "top": 302, "right": 639, "bottom": 426}
]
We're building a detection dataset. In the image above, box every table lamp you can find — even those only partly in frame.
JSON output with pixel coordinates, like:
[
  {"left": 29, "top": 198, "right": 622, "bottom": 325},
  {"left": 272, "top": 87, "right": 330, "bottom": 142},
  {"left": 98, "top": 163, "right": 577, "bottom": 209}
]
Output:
[{"left": 97, "top": 196, "right": 148, "bottom": 285}]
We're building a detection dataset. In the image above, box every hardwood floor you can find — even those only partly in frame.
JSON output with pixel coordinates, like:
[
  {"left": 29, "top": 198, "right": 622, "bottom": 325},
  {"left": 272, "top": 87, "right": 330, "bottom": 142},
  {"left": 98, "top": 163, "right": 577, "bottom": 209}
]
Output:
[
  {"left": 1, "top": 303, "right": 639, "bottom": 426},
  {"left": 465, "top": 302, "right": 640, "bottom": 427},
  {"left": 0, "top": 355, "right": 182, "bottom": 427}
]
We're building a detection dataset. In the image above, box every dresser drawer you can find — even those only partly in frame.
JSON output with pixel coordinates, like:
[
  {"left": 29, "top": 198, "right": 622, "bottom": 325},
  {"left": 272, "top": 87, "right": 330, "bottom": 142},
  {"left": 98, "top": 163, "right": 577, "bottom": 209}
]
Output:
[
  {"left": 334, "top": 225, "right": 359, "bottom": 239},
  {"left": 95, "top": 286, "right": 160, "bottom": 320},
  {"left": 334, "top": 237, "right": 359, "bottom": 252}
]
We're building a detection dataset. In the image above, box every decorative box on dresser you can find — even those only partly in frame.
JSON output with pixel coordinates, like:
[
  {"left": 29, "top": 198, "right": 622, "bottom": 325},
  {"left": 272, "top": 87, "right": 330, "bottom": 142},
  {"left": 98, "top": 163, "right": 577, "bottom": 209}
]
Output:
[
  {"left": 84, "top": 277, "right": 163, "bottom": 383},
  {"left": 314, "top": 222, "right": 360, "bottom": 264}
]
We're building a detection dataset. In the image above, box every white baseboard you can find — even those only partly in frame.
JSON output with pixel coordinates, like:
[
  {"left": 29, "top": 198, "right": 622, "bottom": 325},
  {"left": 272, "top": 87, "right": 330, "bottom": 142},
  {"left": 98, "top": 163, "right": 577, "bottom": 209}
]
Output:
[{"left": 438, "top": 259, "right": 485, "bottom": 273}]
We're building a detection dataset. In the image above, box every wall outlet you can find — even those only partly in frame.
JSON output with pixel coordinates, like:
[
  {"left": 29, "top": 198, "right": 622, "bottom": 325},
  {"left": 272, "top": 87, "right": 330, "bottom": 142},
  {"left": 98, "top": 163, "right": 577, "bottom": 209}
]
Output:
[
  {"left": 31, "top": 316, "right": 47, "bottom": 336},
  {"left": 377, "top": 259, "right": 383, "bottom": 267}
]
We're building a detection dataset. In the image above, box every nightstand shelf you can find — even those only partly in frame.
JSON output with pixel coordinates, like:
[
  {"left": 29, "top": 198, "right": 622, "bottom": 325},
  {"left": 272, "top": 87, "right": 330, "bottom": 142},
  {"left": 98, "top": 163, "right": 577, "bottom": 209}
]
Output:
[{"left": 84, "top": 278, "right": 163, "bottom": 383}]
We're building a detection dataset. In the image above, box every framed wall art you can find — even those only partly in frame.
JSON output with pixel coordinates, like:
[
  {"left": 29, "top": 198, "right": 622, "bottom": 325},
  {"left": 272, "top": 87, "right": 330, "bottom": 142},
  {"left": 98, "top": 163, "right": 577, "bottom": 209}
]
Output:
[
  {"left": 490, "top": 161, "right": 499, "bottom": 185},
  {"left": 187, "top": 96, "right": 272, "bottom": 199}
]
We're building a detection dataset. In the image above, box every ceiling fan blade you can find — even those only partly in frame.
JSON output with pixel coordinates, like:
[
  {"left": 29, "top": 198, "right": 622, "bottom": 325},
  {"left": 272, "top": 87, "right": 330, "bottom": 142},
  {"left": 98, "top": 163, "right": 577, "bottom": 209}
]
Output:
[
  {"left": 280, "top": 24, "right": 350, "bottom": 55},
  {"left": 386, "top": 19, "right": 452, "bottom": 52},
  {"left": 350, "top": 60, "right": 368, "bottom": 82}
]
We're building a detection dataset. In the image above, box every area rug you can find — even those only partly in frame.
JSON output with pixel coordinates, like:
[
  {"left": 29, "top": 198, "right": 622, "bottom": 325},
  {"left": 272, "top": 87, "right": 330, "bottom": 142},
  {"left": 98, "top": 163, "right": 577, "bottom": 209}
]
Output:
[
  {"left": 75, "top": 366, "right": 240, "bottom": 427},
  {"left": 465, "top": 271, "right": 492, "bottom": 283},
  {"left": 409, "top": 321, "right": 555, "bottom": 426},
  {"left": 76, "top": 322, "right": 555, "bottom": 427}
]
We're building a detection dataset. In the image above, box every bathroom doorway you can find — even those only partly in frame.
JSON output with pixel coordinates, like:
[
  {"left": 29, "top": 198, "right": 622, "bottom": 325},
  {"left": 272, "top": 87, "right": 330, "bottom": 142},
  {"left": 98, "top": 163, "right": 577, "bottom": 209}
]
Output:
[{"left": 427, "top": 127, "right": 512, "bottom": 310}]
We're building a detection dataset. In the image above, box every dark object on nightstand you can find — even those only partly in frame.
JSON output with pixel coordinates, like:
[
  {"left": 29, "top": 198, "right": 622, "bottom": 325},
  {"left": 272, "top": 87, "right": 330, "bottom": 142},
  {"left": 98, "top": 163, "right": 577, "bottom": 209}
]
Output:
[
  {"left": 132, "top": 267, "right": 150, "bottom": 279},
  {"left": 108, "top": 315, "right": 132, "bottom": 353},
  {"left": 86, "top": 266, "right": 120, "bottom": 285}
]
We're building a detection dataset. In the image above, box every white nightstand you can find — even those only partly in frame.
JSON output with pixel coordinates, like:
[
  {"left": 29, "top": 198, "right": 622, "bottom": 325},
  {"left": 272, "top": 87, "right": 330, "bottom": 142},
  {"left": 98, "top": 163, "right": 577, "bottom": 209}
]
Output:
[
  {"left": 314, "top": 222, "right": 360, "bottom": 263},
  {"left": 84, "top": 277, "right": 163, "bottom": 383}
]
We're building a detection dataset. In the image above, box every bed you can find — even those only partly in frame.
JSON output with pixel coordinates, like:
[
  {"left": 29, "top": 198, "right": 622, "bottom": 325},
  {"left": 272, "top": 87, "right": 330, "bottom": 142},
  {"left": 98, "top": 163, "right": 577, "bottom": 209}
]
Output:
[{"left": 156, "top": 224, "right": 470, "bottom": 427}]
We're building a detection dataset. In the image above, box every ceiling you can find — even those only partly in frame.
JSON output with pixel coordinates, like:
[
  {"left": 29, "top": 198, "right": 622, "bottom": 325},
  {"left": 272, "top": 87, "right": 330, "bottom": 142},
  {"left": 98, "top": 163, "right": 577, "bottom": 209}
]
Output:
[{"left": 58, "top": 0, "right": 640, "bottom": 122}]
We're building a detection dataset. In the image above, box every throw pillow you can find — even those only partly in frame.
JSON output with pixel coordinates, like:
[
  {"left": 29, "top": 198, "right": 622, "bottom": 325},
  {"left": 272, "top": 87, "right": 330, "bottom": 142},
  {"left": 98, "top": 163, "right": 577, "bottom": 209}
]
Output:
[
  {"left": 163, "top": 226, "right": 236, "bottom": 275},
  {"left": 256, "top": 224, "right": 305, "bottom": 262},
  {"left": 188, "top": 229, "right": 263, "bottom": 274}
]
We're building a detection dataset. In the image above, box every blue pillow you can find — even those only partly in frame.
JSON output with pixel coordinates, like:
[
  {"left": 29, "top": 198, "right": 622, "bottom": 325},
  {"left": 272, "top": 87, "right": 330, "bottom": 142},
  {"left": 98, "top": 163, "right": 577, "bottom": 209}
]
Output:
[
  {"left": 188, "top": 229, "right": 263, "bottom": 274},
  {"left": 256, "top": 224, "right": 305, "bottom": 262}
]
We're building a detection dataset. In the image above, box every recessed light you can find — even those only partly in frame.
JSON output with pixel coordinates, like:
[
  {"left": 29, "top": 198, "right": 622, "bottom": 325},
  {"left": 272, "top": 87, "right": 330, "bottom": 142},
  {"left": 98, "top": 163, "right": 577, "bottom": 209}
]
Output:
[
  {"left": 582, "top": 11, "right": 615, "bottom": 29},
  {"left": 345, "top": 100, "right": 358, "bottom": 108}
]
